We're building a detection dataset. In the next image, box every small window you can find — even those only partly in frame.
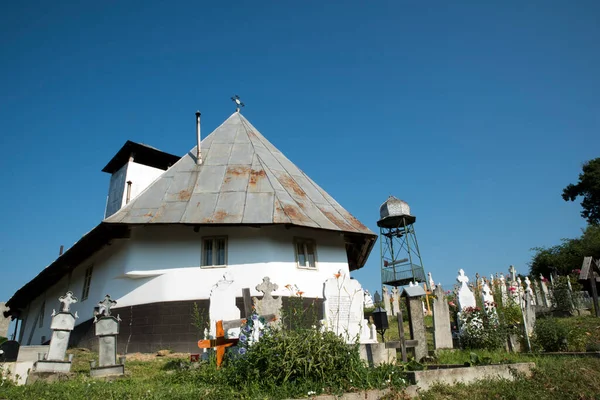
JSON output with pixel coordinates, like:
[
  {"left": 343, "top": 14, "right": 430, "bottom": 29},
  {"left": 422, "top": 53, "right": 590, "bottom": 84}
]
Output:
[
  {"left": 202, "top": 237, "right": 227, "bottom": 267},
  {"left": 295, "top": 238, "right": 317, "bottom": 269},
  {"left": 38, "top": 300, "right": 46, "bottom": 328},
  {"left": 82, "top": 265, "right": 93, "bottom": 301}
]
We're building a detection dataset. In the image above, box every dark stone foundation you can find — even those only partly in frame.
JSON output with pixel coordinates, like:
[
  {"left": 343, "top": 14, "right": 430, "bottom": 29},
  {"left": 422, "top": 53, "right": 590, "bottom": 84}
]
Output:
[{"left": 68, "top": 297, "right": 322, "bottom": 354}]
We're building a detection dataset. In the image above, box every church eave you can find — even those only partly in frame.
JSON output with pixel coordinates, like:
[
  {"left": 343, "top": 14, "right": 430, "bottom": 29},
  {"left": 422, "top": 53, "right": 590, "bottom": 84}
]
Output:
[{"left": 4, "top": 223, "right": 130, "bottom": 316}]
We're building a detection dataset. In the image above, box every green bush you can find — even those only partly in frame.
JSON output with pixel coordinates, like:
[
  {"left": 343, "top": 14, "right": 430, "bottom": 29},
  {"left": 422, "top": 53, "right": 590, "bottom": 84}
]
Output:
[
  {"left": 228, "top": 327, "right": 366, "bottom": 388},
  {"left": 459, "top": 307, "right": 506, "bottom": 350},
  {"left": 534, "top": 318, "right": 569, "bottom": 352}
]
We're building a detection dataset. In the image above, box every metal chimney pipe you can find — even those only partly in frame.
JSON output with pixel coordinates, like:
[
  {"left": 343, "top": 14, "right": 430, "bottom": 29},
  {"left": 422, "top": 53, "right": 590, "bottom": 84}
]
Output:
[
  {"left": 195, "top": 111, "right": 202, "bottom": 165},
  {"left": 126, "top": 181, "right": 132, "bottom": 204}
]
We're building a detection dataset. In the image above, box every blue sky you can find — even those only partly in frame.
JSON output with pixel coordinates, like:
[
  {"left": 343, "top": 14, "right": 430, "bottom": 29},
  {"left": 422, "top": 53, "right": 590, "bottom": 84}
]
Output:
[{"left": 0, "top": 1, "right": 598, "bottom": 304}]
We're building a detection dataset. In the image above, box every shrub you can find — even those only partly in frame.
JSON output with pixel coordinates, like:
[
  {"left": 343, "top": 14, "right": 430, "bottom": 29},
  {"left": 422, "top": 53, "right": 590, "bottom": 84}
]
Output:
[
  {"left": 459, "top": 307, "right": 506, "bottom": 350},
  {"left": 534, "top": 318, "right": 569, "bottom": 352},
  {"left": 227, "top": 327, "right": 366, "bottom": 388}
]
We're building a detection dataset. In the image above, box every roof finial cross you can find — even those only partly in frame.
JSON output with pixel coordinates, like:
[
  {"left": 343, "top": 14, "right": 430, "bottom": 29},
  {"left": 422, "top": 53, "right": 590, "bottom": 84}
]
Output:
[
  {"left": 59, "top": 291, "right": 78, "bottom": 313},
  {"left": 98, "top": 294, "right": 117, "bottom": 317},
  {"left": 231, "top": 95, "right": 245, "bottom": 112}
]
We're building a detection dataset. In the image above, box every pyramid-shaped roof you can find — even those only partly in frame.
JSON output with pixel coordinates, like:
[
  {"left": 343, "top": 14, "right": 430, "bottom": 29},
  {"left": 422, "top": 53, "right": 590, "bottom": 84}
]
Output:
[
  {"left": 106, "top": 113, "right": 371, "bottom": 232},
  {"left": 5, "top": 112, "right": 377, "bottom": 314}
]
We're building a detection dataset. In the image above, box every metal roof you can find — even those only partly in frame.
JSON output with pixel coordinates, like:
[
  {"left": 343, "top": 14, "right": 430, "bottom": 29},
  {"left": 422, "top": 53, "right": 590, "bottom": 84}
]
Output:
[
  {"left": 105, "top": 112, "right": 375, "bottom": 239},
  {"left": 102, "top": 140, "right": 181, "bottom": 174},
  {"left": 5, "top": 112, "right": 376, "bottom": 315}
]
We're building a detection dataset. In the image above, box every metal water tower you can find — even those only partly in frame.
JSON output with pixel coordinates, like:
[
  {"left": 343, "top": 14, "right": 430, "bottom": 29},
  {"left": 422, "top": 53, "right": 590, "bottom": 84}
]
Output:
[{"left": 378, "top": 196, "right": 426, "bottom": 287}]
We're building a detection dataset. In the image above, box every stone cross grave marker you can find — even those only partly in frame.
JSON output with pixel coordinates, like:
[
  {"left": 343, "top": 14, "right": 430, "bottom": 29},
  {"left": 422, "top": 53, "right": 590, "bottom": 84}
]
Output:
[
  {"left": 391, "top": 287, "right": 400, "bottom": 317},
  {"left": 540, "top": 274, "right": 552, "bottom": 307},
  {"left": 253, "top": 276, "right": 282, "bottom": 323},
  {"left": 90, "top": 295, "right": 124, "bottom": 378},
  {"left": 33, "top": 291, "right": 78, "bottom": 373},
  {"left": 323, "top": 271, "right": 373, "bottom": 344},
  {"left": 481, "top": 279, "right": 496, "bottom": 315},
  {"left": 457, "top": 269, "right": 476, "bottom": 310},
  {"left": 498, "top": 274, "right": 507, "bottom": 306},
  {"left": 431, "top": 285, "right": 453, "bottom": 349},
  {"left": 509, "top": 265, "right": 517, "bottom": 282},
  {"left": 59, "top": 292, "right": 77, "bottom": 313},
  {"left": 516, "top": 277, "right": 525, "bottom": 307},
  {"left": 0, "top": 302, "right": 10, "bottom": 339},
  {"left": 428, "top": 272, "right": 435, "bottom": 290},
  {"left": 524, "top": 277, "right": 536, "bottom": 306},
  {"left": 97, "top": 294, "right": 117, "bottom": 317},
  {"left": 382, "top": 286, "right": 391, "bottom": 313},
  {"left": 364, "top": 290, "right": 374, "bottom": 308}
]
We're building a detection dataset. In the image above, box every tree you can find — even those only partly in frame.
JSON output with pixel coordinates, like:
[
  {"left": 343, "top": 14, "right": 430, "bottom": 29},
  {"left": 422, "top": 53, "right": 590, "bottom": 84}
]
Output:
[
  {"left": 530, "top": 224, "right": 600, "bottom": 277},
  {"left": 562, "top": 158, "right": 600, "bottom": 225}
]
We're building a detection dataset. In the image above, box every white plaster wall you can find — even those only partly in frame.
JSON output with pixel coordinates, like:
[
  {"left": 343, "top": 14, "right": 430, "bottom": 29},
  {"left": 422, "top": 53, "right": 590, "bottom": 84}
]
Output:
[
  {"left": 105, "top": 161, "right": 166, "bottom": 218},
  {"left": 19, "top": 241, "right": 129, "bottom": 346},
  {"left": 19, "top": 225, "right": 354, "bottom": 344},
  {"left": 124, "top": 162, "right": 165, "bottom": 204}
]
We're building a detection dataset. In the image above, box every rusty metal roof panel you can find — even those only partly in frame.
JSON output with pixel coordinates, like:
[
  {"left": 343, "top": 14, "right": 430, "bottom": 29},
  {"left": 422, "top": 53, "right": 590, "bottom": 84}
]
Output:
[
  {"left": 194, "top": 165, "right": 227, "bottom": 193},
  {"left": 247, "top": 156, "right": 273, "bottom": 193},
  {"left": 212, "top": 191, "right": 245, "bottom": 223},
  {"left": 228, "top": 143, "right": 254, "bottom": 165},
  {"left": 106, "top": 112, "right": 375, "bottom": 238},
  {"left": 204, "top": 143, "right": 233, "bottom": 165},
  {"left": 243, "top": 192, "right": 275, "bottom": 223},
  {"left": 221, "top": 166, "right": 251, "bottom": 193},
  {"left": 181, "top": 192, "right": 219, "bottom": 223},
  {"left": 152, "top": 201, "right": 188, "bottom": 223}
]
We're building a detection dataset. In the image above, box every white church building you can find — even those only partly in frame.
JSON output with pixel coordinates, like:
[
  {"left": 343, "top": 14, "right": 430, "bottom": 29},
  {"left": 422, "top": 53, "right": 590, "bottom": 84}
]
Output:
[{"left": 4, "top": 110, "right": 376, "bottom": 353}]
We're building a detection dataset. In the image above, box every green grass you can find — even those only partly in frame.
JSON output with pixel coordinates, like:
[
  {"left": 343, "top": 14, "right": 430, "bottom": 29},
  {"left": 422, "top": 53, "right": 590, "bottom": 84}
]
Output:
[
  {"left": 416, "top": 356, "right": 600, "bottom": 400},
  {"left": 0, "top": 336, "right": 7, "bottom": 346},
  {"left": 2, "top": 316, "right": 600, "bottom": 399}
]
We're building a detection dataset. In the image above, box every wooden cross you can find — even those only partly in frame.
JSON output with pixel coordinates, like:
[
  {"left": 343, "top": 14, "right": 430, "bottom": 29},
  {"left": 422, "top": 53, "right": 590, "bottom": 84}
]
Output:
[
  {"left": 59, "top": 291, "right": 78, "bottom": 312},
  {"left": 198, "top": 320, "right": 239, "bottom": 369}
]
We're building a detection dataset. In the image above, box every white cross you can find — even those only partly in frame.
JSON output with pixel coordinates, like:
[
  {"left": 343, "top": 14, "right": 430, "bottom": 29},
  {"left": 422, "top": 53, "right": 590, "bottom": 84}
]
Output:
[
  {"left": 457, "top": 269, "right": 469, "bottom": 285},
  {"left": 59, "top": 291, "right": 78, "bottom": 313},
  {"left": 509, "top": 265, "right": 517, "bottom": 281}
]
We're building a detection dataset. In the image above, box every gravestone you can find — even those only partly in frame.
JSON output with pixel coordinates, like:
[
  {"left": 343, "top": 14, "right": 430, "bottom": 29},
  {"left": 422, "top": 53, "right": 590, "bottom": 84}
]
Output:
[
  {"left": 456, "top": 269, "right": 476, "bottom": 310},
  {"left": 382, "top": 286, "right": 391, "bottom": 314},
  {"left": 516, "top": 277, "right": 525, "bottom": 307},
  {"left": 0, "top": 302, "right": 10, "bottom": 339},
  {"left": 401, "top": 282, "right": 428, "bottom": 361},
  {"left": 322, "top": 271, "right": 373, "bottom": 344},
  {"left": 533, "top": 279, "right": 544, "bottom": 307},
  {"left": 391, "top": 287, "right": 400, "bottom": 317},
  {"left": 364, "top": 290, "right": 374, "bottom": 308},
  {"left": 90, "top": 295, "right": 124, "bottom": 378},
  {"left": 209, "top": 273, "right": 241, "bottom": 338},
  {"left": 523, "top": 291, "right": 536, "bottom": 340},
  {"left": 252, "top": 276, "right": 282, "bottom": 324},
  {"left": 428, "top": 272, "right": 436, "bottom": 291},
  {"left": 481, "top": 280, "right": 496, "bottom": 316},
  {"left": 33, "top": 291, "right": 78, "bottom": 373},
  {"left": 540, "top": 274, "right": 552, "bottom": 307},
  {"left": 431, "top": 285, "right": 453, "bottom": 349},
  {"left": 498, "top": 274, "right": 508, "bottom": 306},
  {"left": 524, "top": 277, "right": 536, "bottom": 306},
  {"left": 0, "top": 340, "right": 19, "bottom": 362}
]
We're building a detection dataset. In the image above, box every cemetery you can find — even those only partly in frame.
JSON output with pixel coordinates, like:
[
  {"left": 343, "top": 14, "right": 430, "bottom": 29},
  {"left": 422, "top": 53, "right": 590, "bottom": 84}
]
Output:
[{"left": 0, "top": 113, "right": 599, "bottom": 398}]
